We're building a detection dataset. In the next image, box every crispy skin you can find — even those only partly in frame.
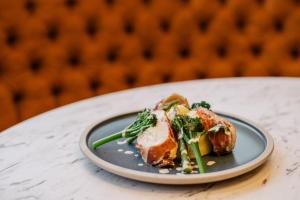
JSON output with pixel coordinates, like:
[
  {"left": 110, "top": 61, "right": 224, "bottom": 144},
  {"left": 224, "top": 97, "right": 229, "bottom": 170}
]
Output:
[
  {"left": 136, "top": 112, "right": 178, "bottom": 167},
  {"left": 155, "top": 93, "right": 189, "bottom": 110},
  {"left": 143, "top": 127, "right": 177, "bottom": 166},
  {"left": 196, "top": 107, "right": 236, "bottom": 155}
]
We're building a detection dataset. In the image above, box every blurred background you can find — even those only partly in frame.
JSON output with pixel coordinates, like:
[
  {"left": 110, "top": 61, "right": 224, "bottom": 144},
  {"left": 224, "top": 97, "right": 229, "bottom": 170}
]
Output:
[{"left": 0, "top": 0, "right": 299, "bottom": 131}]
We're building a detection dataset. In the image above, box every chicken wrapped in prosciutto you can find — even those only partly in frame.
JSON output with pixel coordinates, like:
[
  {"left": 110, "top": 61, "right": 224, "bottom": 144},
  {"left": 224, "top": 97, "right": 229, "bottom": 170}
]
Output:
[
  {"left": 194, "top": 106, "right": 236, "bottom": 155},
  {"left": 136, "top": 110, "right": 178, "bottom": 167}
]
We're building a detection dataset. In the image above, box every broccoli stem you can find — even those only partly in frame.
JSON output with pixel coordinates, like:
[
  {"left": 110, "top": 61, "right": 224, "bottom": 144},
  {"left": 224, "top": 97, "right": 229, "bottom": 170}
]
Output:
[
  {"left": 172, "top": 115, "right": 206, "bottom": 173},
  {"left": 92, "top": 132, "right": 123, "bottom": 149},
  {"left": 187, "top": 130, "right": 206, "bottom": 173},
  {"left": 126, "top": 136, "right": 137, "bottom": 144},
  {"left": 190, "top": 142, "right": 205, "bottom": 173},
  {"left": 92, "top": 109, "right": 157, "bottom": 150},
  {"left": 179, "top": 138, "right": 192, "bottom": 173}
]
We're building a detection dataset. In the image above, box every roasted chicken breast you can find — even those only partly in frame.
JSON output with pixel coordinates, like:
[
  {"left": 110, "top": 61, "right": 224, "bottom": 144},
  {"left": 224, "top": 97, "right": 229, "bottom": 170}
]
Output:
[
  {"left": 195, "top": 107, "right": 236, "bottom": 155},
  {"left": 136, "top": 110, "right": 178, "bottom": 166}
]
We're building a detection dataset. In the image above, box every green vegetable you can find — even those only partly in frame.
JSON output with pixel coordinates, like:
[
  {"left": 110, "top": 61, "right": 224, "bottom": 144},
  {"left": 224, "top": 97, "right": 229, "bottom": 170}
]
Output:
[
  {"left": 178, "top": 138, "right": 192, "bottom": 173},
  {"left": 172, "top": 115, "right": 206, "bottom": 173},
  {"left": 191, "top": 101, "right": 211, "bottom": 110},
  {"left": 126, "top": 136, "right": 137, "bottom": 144},
  {"left": 161, "top": 99, "right": 179, "bottom": 111},
  {"left": 173, "top": 118, "right": 192, "bottom": 173},
  {"left": 92, "top": 109, "right": 157, "bottom": 149}
]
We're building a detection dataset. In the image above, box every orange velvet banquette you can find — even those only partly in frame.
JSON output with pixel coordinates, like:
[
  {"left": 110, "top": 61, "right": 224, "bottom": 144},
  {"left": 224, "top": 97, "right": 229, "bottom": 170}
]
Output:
[{"left": 0, "top": 0, "right": 299, "bottom": 131}]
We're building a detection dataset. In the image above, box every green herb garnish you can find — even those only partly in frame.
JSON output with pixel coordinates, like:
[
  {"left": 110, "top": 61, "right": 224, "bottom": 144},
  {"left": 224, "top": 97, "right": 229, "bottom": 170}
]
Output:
[{"left": 191, "top": 101, "right": 211, "bottom": 110}]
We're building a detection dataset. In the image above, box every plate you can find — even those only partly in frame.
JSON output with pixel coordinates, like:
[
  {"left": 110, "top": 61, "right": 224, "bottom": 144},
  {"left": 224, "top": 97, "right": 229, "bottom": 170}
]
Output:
[{"left": 80, "top": 111, "right": 274, "bottom": 185}]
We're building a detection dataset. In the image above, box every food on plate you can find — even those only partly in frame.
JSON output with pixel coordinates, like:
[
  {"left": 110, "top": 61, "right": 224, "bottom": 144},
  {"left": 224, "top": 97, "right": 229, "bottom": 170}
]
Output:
[
  {"left": 195, "top": 107, "right": 236, "bottom": 155},
  {"left": 155, "top": 93, "right": 189, "bottom": 111},
  {"left": 136, "top": 110, "right": 178, "bottom": 167},
  {"left": 92, "top": 93, "right": 237, "bottom": 174}
]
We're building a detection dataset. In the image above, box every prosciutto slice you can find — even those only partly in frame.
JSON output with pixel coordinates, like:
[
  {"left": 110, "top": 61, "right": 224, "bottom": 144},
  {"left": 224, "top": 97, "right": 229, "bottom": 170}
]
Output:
[
  {"left": 136, "top": 110, "right": 178, "bottom": 166},
  {"left": 196, "top": 107, "right": 236, "bottom": 155}
]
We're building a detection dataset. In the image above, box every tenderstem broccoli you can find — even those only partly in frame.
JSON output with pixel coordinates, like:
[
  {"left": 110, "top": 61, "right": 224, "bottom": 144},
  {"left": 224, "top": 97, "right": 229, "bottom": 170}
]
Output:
[
  {"left": 172, "top": 115, "right": 206, "bottom": 173},
  {"left": 92, "top": 109, "right": 157, "bottom": 149}
]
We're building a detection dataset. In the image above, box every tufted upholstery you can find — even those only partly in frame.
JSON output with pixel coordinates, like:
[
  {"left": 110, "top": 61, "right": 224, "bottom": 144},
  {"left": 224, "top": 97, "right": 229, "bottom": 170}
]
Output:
[{"left": 0, "top": 0, "right": 300, "bottom": 131}]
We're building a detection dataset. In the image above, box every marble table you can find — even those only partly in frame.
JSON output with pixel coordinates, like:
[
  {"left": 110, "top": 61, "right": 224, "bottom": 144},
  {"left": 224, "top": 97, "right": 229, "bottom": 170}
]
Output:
[{"left": 1, "top": 77, "right": 300, "bottom": 200}]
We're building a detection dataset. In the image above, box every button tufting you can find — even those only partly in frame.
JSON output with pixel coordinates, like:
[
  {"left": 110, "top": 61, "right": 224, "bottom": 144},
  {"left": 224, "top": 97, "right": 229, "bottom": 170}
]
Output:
[
  {"left": 125, "top": 74, "right": 136, "bottom": 86},
  {"left": 142, "top": 0, "right": 151, "bottom": 5},
  {"left": 106, "top": 50, "right": 118, "bottom": 63},
  {"left": 12, "top": 91, "right": 24, "bottom": 104},
  {"left": 198, "top": 18, "right": 209, "bottom": 32},
  {"left": 86, "top": 17, "right": 98, "bottom": 37},
  {"left": 68, "top": 51, "right": 81, "bottom": 66},
  {"left": 251, "top": 44, "right": 262, "bottom": 57},
  {"left": 216, "top": 45, "right": 227, "bottom": 58},
  {"left": 178, "top": 47, "right": 190, "bottom": 58},
  {"left": 180, "top": 0, "right": 190, "bottom": 5},
  {"left": 89, "top": 79, "right": 101, "bottom": 91},
  {"left": 6, "top": 28, "right": 18, "bottom": 47},
  {"left": 29, "top": 57, "right": 43, "bottom": 72},
  {"left": 160, "top": 20, "right": 170, "bottom": 32},
  {"left": 290, "top": 46, "right": 299, "bottom": 59},
  {"left": 51, "top": 84, "right": 63, "bottom": 97},
  {"left": 219, "top": 0, "right": 227, "bottom": 5},
  {"left": 273, "top": 18, "right": 284, "bottom": 32},
  {"left": 25, "top": 0, "right": 36, "bottom": 13},
  {"left": 65, "top": 0, "right": 77, "bottom": 8},
  {"left": 143, "top": 48, "right": 154, "bottom": 60},
  {"left": 124, "top": 22, "right": 134, "bottom": 34},
  {"left": 105, "top": 0, "right": 115, "bottom": 6},
  {"left": 47, "top": 24, "right": 59, "bottom": 41},
  {"left": 162, "top": 74, "right": 171, "bottom": 83},
  {"left": 256, "top": 0, "right": 265, "bottom": 5},
  {"left": 235, "top": 17, "right": 246, "bottom": 32}
]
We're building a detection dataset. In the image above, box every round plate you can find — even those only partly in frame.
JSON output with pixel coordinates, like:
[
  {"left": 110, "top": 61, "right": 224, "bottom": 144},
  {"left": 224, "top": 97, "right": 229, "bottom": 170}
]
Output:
[{"left": 80, "top": 111, "right": 274, "bottom": 185}]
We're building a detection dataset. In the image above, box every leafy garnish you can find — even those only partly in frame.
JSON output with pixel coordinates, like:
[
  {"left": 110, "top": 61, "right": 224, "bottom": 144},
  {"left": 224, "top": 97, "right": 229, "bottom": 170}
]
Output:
[{"left": 191, "top": 101, "right": 211, "bottom": 110}]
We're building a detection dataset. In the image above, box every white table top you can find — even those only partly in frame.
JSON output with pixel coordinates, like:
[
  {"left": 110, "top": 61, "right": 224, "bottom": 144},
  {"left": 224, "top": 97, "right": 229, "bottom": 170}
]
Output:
[{"left": 1, "top": 77, "right": 300, "bottom": 200}]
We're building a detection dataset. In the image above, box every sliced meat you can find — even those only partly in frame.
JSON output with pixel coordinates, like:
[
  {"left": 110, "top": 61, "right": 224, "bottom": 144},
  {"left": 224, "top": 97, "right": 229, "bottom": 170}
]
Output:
[
  {"left": 136, "top": 110, "right": 178, "bottom": 166},
  {"left": 196, "top": 107, "right": 236, "bottom": 155}
]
